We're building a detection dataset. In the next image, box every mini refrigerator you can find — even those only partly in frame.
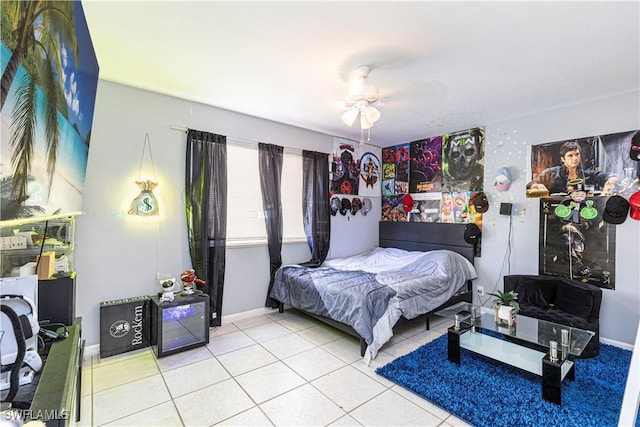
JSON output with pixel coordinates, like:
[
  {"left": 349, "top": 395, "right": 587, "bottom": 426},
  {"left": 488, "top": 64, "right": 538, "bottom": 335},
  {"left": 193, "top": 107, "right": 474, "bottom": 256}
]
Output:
[{"left": 150, "top": 292, "right": 209, "bottom": 357}]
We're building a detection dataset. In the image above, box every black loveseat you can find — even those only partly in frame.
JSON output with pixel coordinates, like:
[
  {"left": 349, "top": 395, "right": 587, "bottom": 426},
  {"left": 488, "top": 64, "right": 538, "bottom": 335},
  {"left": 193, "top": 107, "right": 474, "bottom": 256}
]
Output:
[{"left": 503, "top": 274, "right": 602, "bottom": 358}]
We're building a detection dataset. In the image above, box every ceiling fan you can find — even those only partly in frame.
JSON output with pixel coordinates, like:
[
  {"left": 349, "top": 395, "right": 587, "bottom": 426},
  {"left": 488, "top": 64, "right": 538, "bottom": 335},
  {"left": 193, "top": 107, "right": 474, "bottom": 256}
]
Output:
[{"left": 340, "top": 65, "right": 384, "bottom": 143}]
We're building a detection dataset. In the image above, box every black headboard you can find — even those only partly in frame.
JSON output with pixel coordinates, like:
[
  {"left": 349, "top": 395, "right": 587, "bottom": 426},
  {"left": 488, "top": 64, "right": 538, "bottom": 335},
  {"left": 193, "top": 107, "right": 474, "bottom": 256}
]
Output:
[{"left": 379, "top": 222, "right": 476, "bottom": 263}]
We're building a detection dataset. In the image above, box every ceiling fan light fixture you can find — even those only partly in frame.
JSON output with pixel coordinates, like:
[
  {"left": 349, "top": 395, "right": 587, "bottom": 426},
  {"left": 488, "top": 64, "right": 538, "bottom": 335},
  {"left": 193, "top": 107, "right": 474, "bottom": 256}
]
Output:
[
  {"left": 341, "top": 108, "right": 359, "bottom": 126},
  {"left": 364, "top": 105, "right": 380, "bottom": 124},
  {"left": 360, "top": 113, "right": 374, "bottom": 130}
]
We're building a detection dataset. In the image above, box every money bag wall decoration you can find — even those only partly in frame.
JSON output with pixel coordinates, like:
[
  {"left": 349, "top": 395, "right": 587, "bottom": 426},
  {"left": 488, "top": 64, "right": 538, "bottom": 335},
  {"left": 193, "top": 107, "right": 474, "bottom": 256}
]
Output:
[
  {"left": 129, "top": 133, "right": 160, "bottom": 216},
  {"left": 129, "top": 179, "right": 159, "bottom": 216}
]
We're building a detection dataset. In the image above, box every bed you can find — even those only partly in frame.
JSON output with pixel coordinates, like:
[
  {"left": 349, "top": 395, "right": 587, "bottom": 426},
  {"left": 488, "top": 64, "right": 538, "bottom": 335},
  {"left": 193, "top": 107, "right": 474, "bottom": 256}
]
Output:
[{"left": 269, "top": 222, "right": 478, "bottom": 363}]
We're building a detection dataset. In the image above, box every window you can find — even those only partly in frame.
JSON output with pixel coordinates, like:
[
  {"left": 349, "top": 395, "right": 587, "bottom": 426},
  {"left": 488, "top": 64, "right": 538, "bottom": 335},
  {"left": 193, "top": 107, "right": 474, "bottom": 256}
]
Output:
[{"left": 226, "top": 143, "right": 306, "bottom": 246}]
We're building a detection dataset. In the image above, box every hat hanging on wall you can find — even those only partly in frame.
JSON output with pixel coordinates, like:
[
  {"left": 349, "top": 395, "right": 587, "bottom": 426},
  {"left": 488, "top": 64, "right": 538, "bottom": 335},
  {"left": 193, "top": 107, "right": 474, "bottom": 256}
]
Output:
[
  {"left": 361, "top": 198, "right": 372, "bottom": 216},
  {"left": 129, "top": 133, "right": 160, "bottom": 216},
  {"left": 402, "top": 194, "right": 414, "bottom": 212},
  {"left": 602, "top": 195, "right": 630, "bottom": 224},
  {"left": 464, "top": 223, "right": 481, "bottom": 244},
  {"left": 630, "top": 132, "right": 640, "bottom": 161},
  {"left": 495, "top": 167, "right": 512, "bottom": 191},
  {"left": 340, "top": 198, "right": 351, "bottom": 216},
  {"left": 351, "top": 198, "right": 362, "bottom": 215},
  {"left": 330, "top": 197, "right": 341, "bottom": 216},
  {"left": 629, "top": 191, "right": 640, "bottom": 220},
  {"left": 469, "top": 192, "right": 489, "bottom": 213}
]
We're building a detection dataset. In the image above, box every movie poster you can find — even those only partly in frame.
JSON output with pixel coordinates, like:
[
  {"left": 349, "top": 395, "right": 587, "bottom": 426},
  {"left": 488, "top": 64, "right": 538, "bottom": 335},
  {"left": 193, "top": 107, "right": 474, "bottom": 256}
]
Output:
[
  {"left": 358, "top": 151, "right": 381, "bottom": 197},
  {"left": 527, "top": 130, "right": 640, "bottom": 198},
  {"left": 539, "top": 197, "right": 615, "bottom": 289},
  {"left": 331, "top": 138, "right": 360, "bottom": 195},
  {"left": 442, "top": 127, "right": 485, "bottom": 192},
  {"left": 1, "top": 1, "right": 99, "bottom": 221},
  {"left": 409, "top": 193, "right": 441, "bottom": 223},
  {"left": 409, "top": 136, "right": 443, "bottom": 192}
]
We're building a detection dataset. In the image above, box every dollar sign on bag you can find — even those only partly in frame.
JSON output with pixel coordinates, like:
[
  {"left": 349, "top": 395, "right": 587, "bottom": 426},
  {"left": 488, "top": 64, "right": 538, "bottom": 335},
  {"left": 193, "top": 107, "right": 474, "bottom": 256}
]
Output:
[{"left": 129, "top": 180, "right": 159, "bottom": 216}]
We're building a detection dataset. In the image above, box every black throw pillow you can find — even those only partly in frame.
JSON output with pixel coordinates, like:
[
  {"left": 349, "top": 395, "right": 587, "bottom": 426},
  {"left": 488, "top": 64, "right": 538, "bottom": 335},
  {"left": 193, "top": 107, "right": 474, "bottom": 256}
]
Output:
[{"left": 555, "top": 284, "right": 593, "bottom": 319}]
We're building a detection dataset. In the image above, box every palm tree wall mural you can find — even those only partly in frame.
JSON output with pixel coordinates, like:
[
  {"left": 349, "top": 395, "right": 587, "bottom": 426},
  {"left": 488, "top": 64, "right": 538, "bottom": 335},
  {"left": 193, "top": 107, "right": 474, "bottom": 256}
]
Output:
[{"left": 1, "top": 0, "right": 99, "bottom": 221}]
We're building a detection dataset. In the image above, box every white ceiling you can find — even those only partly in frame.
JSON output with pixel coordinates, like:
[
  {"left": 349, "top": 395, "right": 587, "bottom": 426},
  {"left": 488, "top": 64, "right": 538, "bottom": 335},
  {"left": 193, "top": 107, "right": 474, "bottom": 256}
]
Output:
[{"left": 82, "top": 1, "right": 639, "bottom": 146}]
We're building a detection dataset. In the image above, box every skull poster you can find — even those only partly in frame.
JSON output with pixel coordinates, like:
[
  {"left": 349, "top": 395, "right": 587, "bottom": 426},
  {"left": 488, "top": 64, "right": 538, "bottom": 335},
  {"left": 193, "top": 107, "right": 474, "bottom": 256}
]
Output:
[{"left": 442, "top": 127, "right": 485, "bottom": 192}]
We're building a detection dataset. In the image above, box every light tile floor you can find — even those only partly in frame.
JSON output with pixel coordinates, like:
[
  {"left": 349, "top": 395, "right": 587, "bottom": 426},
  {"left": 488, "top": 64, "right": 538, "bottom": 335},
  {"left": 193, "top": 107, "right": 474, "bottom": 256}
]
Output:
[{"left": 80, "top": 309, "right": 472, "bottom": 426}]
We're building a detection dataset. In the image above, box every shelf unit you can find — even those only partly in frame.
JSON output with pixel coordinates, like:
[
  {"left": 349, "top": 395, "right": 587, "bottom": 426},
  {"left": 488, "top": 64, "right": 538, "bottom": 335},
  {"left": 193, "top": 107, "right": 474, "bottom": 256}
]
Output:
[{"left": 0, "top": 216, "right": 75, "bottom": 278}]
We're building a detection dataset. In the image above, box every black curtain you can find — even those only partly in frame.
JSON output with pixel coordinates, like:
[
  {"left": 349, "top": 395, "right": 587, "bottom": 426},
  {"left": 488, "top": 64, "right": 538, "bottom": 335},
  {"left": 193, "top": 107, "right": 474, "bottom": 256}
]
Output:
[
  {"left": 301, "top": 150, "right": 331, "bottom": 267},
  {"left": 258, "top": 143, "right": 284, "bottom": 308},
  {"left": 185, "top": 129, "right": 227, "bottom": 327}
]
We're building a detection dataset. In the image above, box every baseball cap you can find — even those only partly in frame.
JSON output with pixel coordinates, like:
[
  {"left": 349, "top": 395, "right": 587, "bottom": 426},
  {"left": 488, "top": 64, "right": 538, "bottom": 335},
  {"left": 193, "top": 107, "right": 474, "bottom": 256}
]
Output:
[
  {"left": 469, "top": 192, "right": 489, "bottom": 213},
  {"left": 361, "top": 198, "right": 372, "bottom": 215},
  {"left": 330, "top": 197, "right": 340, "bottom": 216},
  {"left": 402, "top": 194, "right": 414, "bottom": 212},
  {"left": 495, "top": 167, "right": 512, "bottom": 191},
  {"left": 340, "top": 198, "right": 351, "bottom": 216},
  {"left": 629, "top": 191, "right": 640, "bottom": 220},
  {"left": 351, "top": 198, "right": 362, "bottom": 215},
  {"left": 631, "top": 132, "right": 640, "bottom": 161},
  {"left": 602, "top": 195, "right": 630, "bottom": 224},
  {"left": 464, "top": 223, "right": 481, "bottom": 244}
]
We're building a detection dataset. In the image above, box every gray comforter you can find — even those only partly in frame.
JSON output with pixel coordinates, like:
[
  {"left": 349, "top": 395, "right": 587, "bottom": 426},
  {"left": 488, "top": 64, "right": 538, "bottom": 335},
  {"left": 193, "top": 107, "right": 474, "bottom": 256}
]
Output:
[
  {"left": 270, "top": 267, "right": 397, "bottom": 346},
  {"left": 270, "top": 248, "right": 478, "bottom": 361}
]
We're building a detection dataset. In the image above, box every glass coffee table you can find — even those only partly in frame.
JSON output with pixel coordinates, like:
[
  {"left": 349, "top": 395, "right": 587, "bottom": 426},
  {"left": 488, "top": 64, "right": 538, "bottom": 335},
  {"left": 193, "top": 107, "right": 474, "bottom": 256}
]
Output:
[{"left": 436, "top": 302, "right": 595, "bottom": 405}]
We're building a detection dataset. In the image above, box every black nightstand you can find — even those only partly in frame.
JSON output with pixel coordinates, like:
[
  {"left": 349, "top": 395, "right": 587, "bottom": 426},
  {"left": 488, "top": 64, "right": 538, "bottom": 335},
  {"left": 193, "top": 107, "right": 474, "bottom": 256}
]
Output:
[{"left": 150, "top": 293, "right": 210, "bottom": 357}]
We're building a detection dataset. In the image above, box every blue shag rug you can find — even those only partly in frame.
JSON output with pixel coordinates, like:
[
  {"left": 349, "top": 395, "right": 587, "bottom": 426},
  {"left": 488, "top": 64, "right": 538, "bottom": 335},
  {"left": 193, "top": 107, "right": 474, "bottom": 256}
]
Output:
[{"left": 376, "top": 334, "right": 639, "bottom": 427}]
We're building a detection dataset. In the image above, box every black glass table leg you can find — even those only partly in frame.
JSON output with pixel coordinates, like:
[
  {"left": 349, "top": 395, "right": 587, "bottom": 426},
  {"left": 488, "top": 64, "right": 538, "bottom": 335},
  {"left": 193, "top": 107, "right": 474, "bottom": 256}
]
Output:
[
  {"left": 447, "top": 326, "right": 462, "bottom": 365},
  {"left": 542, "top": 354, "right": 563, "bottom": 404}
]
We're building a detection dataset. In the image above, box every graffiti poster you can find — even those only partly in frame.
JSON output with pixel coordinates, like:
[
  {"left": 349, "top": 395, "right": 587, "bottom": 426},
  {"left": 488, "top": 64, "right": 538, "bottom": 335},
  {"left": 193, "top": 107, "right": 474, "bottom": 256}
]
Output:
[
  {"left": 1, "top": 1, "right": 99, "bottom": 221},
  {"left": 527, "top": 129, "right": 640, "bottom": 198},
  {"left": 409, "top": 136, "right": 443, "bottom": 192},
  {"left": 442, "top": 127, "right": 485, "bottom": 192},
  {"left": 539, "top": 197, "right": 615, "bottom": 289},
  {"left": 358, "top": 150, "right": 381, "bottom": 197},
  {"left": 331, "top": 138, "right": 360, "bottom": 195},
  {"left": 381, "top": 195, "right": 408, "bottom": 222}
]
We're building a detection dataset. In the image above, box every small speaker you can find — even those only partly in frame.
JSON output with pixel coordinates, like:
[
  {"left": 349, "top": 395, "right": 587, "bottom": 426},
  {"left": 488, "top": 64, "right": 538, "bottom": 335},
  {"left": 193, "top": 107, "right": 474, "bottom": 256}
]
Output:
[{"left": 500, "top": 203, "right": 513, "bottom": 216}]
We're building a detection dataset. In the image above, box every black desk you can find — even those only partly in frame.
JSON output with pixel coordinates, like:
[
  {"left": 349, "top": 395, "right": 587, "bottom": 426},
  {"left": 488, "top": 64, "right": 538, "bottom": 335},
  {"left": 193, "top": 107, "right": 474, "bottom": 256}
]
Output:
[{"left": 29, "top": 318, "right": 84, "bottom": 426}]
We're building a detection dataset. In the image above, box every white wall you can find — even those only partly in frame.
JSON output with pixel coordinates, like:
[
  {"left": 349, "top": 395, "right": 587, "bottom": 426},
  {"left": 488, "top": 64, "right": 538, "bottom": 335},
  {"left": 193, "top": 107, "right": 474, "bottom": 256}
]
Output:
[
  {"left": 474, "top": 90, "right": 640, "bottom": 346},
  {"left": 76, "top": 80, "right": 639, "bottom": 350},
  {"left": 76, "top": 81, "right": 379, "bottom": 347}
]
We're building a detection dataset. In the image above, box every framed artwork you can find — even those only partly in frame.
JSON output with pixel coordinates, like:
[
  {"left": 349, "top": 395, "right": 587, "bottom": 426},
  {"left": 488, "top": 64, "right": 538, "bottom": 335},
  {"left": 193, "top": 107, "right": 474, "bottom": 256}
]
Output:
[
  {"left": 539, "top": 197, "right": 615, "bottom": 289},
  {"left": 1, "top": 1, "right": 99, "bottom": 221}
]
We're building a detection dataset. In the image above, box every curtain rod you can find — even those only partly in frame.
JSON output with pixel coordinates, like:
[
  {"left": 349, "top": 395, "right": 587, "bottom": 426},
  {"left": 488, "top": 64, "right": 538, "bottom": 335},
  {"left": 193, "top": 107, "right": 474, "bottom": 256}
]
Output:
[{"left": 170, "top": 124, "right": 303, "bottom": 154}]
